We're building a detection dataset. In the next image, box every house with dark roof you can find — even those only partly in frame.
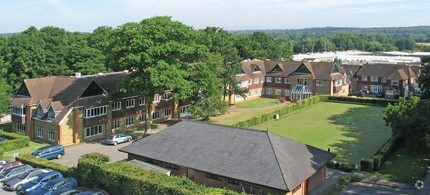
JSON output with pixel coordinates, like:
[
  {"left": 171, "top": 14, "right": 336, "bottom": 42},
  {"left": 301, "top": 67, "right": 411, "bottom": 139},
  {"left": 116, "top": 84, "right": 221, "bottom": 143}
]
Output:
[
  {"left": 342, "top": 63, "right": 420, "bottom": 98},
  {"left": 120, "top": 121, "right": 335, "bottom": 195},
  {"left": 234, "top": 59, "right": 349, "bottom": 104},
  {"left": 10, "top": 71, "right": 191, "bottom": 145}
]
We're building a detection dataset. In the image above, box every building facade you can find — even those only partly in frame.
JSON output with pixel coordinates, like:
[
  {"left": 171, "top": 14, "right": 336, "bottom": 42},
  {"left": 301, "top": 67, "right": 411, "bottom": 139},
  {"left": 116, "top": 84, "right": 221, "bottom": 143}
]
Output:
[
  {"left": 233, "top": 60, "right": 350, "bottom": 104},
  {"left": 10, "top": 71, "right": 191, "bottom": 145}
]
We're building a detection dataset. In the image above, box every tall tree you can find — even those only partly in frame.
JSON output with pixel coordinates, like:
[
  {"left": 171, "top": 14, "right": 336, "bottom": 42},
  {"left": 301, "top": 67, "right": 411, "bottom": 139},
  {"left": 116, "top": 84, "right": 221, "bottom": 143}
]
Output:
[
  {"left": 419, "top": 63, "right": 430, "bottom": 99},
  {"left": 0, "top": 78, "right": 11, "bottom": 118},
  {"left": 107, "top": 16, "right": 206, "bottom": 133}
]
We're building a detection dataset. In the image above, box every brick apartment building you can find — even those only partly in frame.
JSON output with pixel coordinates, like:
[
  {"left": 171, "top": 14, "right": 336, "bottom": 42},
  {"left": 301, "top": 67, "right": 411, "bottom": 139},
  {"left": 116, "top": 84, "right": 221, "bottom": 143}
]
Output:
[
  {"left": 120, "top": 121, "right": 335, "bottom": 195},
  {"left": 10, "top": 71, "right": 191, "bottom": 145},
  {"left": 342, "top": 63, "right": 421, "bottom": 98},
  {"left": 234, "top": 60, "right": 349, "bottom": 104}
]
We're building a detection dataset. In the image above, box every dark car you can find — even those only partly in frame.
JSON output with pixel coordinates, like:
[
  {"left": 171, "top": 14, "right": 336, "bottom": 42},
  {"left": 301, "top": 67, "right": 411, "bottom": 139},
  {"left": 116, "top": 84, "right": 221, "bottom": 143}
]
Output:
[
  {"left": 28, "top": 177, "right": 78, "bottom": 195},
  {"left": 3, "top": 168, "right": 51, "bottom": 191},
  {"left": 18, "top": 171, "right": 63, "bottom": 194},
  {"left": 0, "top": 165, "right": 33, "bottom": 185},
  {"left": 0, "top": 161, "right": 23, "bottom": 173},
  {"left": 32, "top": 145, "right": 65, "bottom": 159},
  {"left": 59, "top": 187, "right": 109, "bottom": 195}
]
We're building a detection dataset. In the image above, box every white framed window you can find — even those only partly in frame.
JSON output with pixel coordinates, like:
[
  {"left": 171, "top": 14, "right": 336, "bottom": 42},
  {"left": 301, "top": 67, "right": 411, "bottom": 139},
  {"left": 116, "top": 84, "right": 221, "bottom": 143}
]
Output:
[
  {"left": 154, "top": 94, "right": 161, "bottom": 102},
  {"left": 126, "top": 99, "right": 135, "bottom": 108},
  {"left": 163, "top": 92, "right": 172, "bottom": 100},
  {"left": 37, "top": 127, "right": 43, "bottom": 138},
  {"left": 112, "top": 120, "right": 120, "bottom": 130},
  {"left": 48, "top": 130, "right": 55, "bottom": 141},
  {"left": 260, "top": 77, "right": 264, "bottom": 83},
  {"left": 284, "top": 78, "right": 290, "bottom": 84},
  {"left": 284, "top": 90, "right": 291, "bottom": 97},
  {"left": 254, "top": 89, "right": 258, "bottom": 96},
  {"left": 36, "top": 107, "right": 43, "bottom": 118},
  {"left": 261, "top": 89, "right": 265, "bottom": 95},
  {"left": 370, "top": 76, "right": 378, "bottom": 82},
  {"left": 391, "top": 80, "right": 399, "bottom": 86},
  {"left": 362, "top": 85, "right": 368, "bottom": 90},
  {"left": 370, "top": 85, "right": 383, "bottom": 93},
  {"left": 47, "top": 110, "right": 55, "bottom": 119},
  {"left": 334, "top": 79, "right": 342, "bottom": 87},
  {"left": 254, "top": 78, "right": 259, "bottom": 84},
  {"left": 266, "top": 88, "right": 272, "bottom": 94},
  {"left": 266, "top": 77, "right": 272, "bottom": 83},
  {"left": 112, "top": 101, "right": 121, "bottom": 111},
  {"left": 180, "top": 105, "right": 191, "bottom": 117},
  {"left": 361, "top": 76, "right": 367, "bottom": 81},
  {"left": 12, "top": 106, "right": 26, "bottom": 116},
  {"left": 386, "top": 90, "right": 394, "bottom": 96},
  {"left": 235, "top": 95, "right": 243, "bottom": 100},
  {"left": 164, "top": 108, "right": 172, "bottom": 117},
  {"left": 297, "top": 78, "right": 307, "bottom": 85},
  {"left": 139, "top": 98, "right": 145, "bottom": 105},
  {"left": 125, "top": 116, "right": 134, "bottom": 126},
  {"left": 16, "top": 124, "right": 26, "bottom": 135},
  {"left": 85, "top": 125, "right": 103, "bottom": 137},
  {"left": 248, "top": 79, "right": 252, "bottom": 85},
  {"left": 275, "top": 89, "right": 281, "bottom": 95},
  {"left": 275, "top": 77, "right": 282, "bottom": 83},
  {"left": 380, "top": 77, "right": 386, "bottom": 83},
  {"left": 85, "top": 106, "right": 108, "bottom": 118},
  {"left": 152, "top": 111, "right": 160, "bottom": 120},
  {"left": 316, "top": 80, "right": 324, "bottom": 86},
  {"left": 139, "top": 115, "right": 146, "bottom": 123}
]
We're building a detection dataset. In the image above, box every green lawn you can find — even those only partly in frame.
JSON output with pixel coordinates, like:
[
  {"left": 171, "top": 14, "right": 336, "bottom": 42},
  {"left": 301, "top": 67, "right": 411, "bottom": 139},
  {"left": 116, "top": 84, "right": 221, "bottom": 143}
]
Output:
[
  {"left": 235, "top": 97, "right": 280, "bottom": 108},
  {"left": 417, "top": 42, "right": 430, "bottom": 46},
  {"left": 371, "top": 147, "right": 430, "bottom": 183},
  {"left": 252, "top": 102, "right": 391, "bottom": 164},
  {"left": 3, "top": 141, "right": 49, "bottom": 160}
]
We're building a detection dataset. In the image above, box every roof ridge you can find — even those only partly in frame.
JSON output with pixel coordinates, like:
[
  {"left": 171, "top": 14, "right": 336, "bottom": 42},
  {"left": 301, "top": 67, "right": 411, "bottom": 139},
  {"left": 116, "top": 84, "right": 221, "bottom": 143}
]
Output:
[
  {"left": 266, "top": 131, "right": 290, "bottom": 191},
  {"left": 183, "top": 120, "right": 269, "bottom": 134}
]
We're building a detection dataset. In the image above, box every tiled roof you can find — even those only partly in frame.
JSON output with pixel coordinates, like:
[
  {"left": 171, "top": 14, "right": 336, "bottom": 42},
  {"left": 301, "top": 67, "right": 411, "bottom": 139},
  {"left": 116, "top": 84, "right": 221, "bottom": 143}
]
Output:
[
  {"left": 120, "top": 121, "right": 335, "bottom": 191},
  {"left": 356, "top": 63, "right": 416, "bottom": 80}
]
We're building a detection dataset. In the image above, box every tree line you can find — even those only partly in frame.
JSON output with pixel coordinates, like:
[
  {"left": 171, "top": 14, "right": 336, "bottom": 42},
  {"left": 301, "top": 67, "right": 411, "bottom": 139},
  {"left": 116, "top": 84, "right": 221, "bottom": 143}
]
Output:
[
  {"left": 233, "top": 26, "right": 430, "bottom": 53},
  {"left": 0, "top": 16, "right": 292, "bottom": 120}
]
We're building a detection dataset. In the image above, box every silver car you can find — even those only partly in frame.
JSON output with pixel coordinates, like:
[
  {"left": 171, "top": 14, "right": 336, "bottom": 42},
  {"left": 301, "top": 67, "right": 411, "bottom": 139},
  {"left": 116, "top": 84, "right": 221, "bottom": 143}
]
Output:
[
  {"left": 3, "top": 169, "right": 51, "bottom": 191},
  {"left": 105, "top": 134, "right": 132, "bottom": 145}
]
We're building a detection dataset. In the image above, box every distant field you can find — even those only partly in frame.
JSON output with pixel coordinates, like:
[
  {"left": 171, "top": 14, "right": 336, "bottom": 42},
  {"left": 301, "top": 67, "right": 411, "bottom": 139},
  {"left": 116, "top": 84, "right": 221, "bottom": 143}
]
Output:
[
  {"left": 417, "top": 42, "right": 430, "bottom": 46},
  {"left": 252, "top": 102, "right": 391, "bottom": 164}
]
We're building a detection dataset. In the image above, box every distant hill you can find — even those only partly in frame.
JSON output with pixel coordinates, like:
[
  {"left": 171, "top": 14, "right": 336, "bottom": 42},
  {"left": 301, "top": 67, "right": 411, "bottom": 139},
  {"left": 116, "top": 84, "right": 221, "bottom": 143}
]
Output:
[{"left": 0, "top": 33, "right": 18, "bottom": 37}]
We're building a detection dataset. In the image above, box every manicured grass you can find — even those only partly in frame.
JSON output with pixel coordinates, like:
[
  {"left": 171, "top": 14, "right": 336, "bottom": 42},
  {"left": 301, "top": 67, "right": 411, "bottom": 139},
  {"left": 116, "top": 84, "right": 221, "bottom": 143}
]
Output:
[
  {"left": 235, "top": 97, "right": 280, "bottom": 108},
  {"left": 252, "top": 102, "right": 391, "bottom": 164},
  {"left": 3, "top": 141, "right": 49, "bottom": 160},
  {"left": 417, "top": 42, "right": 430, "bottom": 46},
  {"left": 371, "top": 147, "right": 430, "bottom": 183}
]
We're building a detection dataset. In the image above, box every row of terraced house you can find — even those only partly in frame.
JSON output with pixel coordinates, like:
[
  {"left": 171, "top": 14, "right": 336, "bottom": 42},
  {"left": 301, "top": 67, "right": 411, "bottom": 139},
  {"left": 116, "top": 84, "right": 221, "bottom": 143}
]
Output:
[
  {"left": 233, "top": 59, "right": 420, "bottom": 104},
  {"left": 10, "top": 71, "right": 191, "bottom": 145}
]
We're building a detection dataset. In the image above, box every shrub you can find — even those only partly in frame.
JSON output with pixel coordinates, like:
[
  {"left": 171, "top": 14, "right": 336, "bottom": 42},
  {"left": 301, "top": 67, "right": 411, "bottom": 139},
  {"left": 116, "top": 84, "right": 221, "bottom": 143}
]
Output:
[
  {"left": 326, "top": 96, "right": 397, "bottom": 106},
  {"left": 76, "top": 153, "right": 241, "bottom": 195},
  {"left": 360, "top": 159, "right": 374, "bottom": 172},
  {"left": 328, "top": 161, "right": 356, "bottom": 172},
  {"left": 0, "top": 131, "right": 30, "bottom": 158},
  {"left": 15, "top": 153, "right": 75, "bottom": 177}
]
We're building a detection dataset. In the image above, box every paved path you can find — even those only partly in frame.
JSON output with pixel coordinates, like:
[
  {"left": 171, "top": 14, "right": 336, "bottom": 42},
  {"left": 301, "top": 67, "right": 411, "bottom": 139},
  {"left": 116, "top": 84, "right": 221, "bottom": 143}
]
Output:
[
  {"left": 310, "top": 168, "right": 417, "bottom": 195},
  {"left": 416, "top": 170, "right": 430, "bottom": 195}
]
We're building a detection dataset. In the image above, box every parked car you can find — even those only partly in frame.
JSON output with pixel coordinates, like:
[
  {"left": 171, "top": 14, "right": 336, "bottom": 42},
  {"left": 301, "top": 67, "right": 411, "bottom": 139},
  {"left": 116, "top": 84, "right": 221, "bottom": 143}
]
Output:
[
  {"left": 105, "top": 134, "right": 132, "bottom": 145},
  {"left": 27, "top": 177, "right": 78, "bottom": 195},
  {"left": 3, "top": 168, "right": 51, "bottom": 191},
  {"left": 0, "top": 165, "right": 33, "bottom": 185},
  {"left": 0, "top": 161, "right": 23, "bottom": 173},
  {"left": 59, "top": 187, "right": 109, "bottom": 195},
  {"left": 31, "top": 145, "right": 65, "bottom": 159},
  {"left": 18, "top": 171, "right": 63, "bottom": 194}
]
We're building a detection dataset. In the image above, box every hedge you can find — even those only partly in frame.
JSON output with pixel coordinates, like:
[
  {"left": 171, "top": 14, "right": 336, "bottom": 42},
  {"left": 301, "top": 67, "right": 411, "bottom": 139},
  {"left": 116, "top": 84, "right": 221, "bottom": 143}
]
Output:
[
  {"left": 15, "top": 154, "right": 75, "bottom": 177},
  {"left": 232, "top": 95, "right": 397, "bottom": 128},
  {"left": 360, "top": 137, "right": 404, "bottom": 172},
  {"left": 327, "top": 161, "right": 356, "bottom": 172},
  {"left": 77, "top": 153, "right": 241, "bottom": 195},
  {"left": 0, "top": 131, "right": 30, "bottom": 158},
  {"left": 232, "top": 95, "right": 330, "bottom": 128}
]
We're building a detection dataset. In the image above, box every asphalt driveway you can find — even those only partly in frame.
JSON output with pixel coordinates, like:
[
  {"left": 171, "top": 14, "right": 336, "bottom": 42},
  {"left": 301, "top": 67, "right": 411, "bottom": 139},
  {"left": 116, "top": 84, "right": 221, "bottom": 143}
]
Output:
[{"left": 51, "top": 141, "right": 132, "bottom": 167}]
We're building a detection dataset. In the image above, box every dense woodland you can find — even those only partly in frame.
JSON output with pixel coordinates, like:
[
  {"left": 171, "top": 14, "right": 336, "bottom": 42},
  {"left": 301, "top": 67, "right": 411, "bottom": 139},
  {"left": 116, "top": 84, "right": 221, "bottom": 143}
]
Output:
[{"left": 1, "top": 18, "right": 430, "bottom": 122}]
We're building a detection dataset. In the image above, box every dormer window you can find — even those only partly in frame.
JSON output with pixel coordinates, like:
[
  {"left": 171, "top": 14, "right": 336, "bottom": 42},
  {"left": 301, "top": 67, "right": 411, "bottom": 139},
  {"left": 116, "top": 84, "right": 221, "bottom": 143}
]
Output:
[
  {"left": 271, "top": 65, "right": 283, "bottom": 72},
  {"left": 48, "top": 110, "right": 55, "bottom": 119},
  {"left": 163, "top": 92, "right": 172, "bottom": 100},
  {"left": 36, "top": 107, "right": 43, "bottom": 118},
  {"left": 12, "top": 106, "right": 26, "bottom": 116},
  {"left": 253, "top": 65, "right": 261, "bottom": 72}
]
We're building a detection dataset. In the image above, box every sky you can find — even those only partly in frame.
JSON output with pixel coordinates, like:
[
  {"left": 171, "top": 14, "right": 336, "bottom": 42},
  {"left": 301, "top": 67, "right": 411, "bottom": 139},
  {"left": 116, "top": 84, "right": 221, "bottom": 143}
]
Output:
[{"left": 1, "top": 0, "right": 430, "bottom": 33}]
